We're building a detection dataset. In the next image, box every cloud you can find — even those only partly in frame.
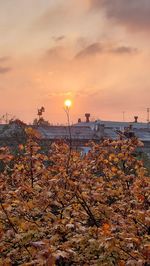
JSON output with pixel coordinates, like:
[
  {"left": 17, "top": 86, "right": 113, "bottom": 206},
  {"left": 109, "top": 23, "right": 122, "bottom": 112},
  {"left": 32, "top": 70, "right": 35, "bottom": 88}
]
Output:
[
  {"left": 75, "top": 43, "right": 103, "bottom": 58},
  {"left": 0, "top": 56, "right": 10, "bottom": 62},
  {"left": 90, "top": 0, "right": 150, "bottom": 31},
  {"left": 75, "top": 42, "right": 138, "bottom": 59},
  {"left": 46, "top": 46, "right": 63, "bottom": 57},
  {"left": 47, "top": 91, "right": 72, "bottom": 97},
  {"left": 53, "top": 35, "right": 66, "bottom": 42},
  {"left": 0, "top": 56, "right": 12, "bottom": 74},
  {"left": 0, "top": 66, "right": 12, "bottom": 74},
  {"left": 110, "top": 46, "right": 138, "bottom": 54},
  {"left": 44, "top": 45, "right": 69, "bottom": 62},
  {"left": 37, "top": 5, "right": 68, "bottom": 28},
  {"left": 35, "top": 2, "right": 81, "bottom": 32}
]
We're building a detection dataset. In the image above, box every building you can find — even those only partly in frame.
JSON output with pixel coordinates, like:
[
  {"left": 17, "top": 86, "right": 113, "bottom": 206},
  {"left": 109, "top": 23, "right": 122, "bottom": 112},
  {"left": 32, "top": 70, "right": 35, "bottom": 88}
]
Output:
[{"left": 0, "top": 114, "right": 150, "bottom": 155}]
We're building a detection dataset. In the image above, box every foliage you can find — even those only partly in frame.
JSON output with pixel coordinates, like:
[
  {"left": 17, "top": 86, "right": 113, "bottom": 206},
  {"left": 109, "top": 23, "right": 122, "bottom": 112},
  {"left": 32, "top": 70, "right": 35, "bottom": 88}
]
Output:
[
  {"left": 0, "top": 128, "right": 150, "bottom": 265},
  {"left": 0, "top": 121, "right": 27, "bottom": 143},
  {"left": 9, "top": 119, "right": 27, "bottom": 127}
]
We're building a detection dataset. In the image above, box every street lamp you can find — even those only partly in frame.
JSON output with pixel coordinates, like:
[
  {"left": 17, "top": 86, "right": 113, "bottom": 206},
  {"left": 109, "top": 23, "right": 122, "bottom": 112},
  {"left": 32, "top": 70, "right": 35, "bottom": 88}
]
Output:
[
  {"left": 64, "top": 99, "right": 72, "bottom": 149},
  {"left": 64, "top": 99, "right": 72, "bottom": 109}
]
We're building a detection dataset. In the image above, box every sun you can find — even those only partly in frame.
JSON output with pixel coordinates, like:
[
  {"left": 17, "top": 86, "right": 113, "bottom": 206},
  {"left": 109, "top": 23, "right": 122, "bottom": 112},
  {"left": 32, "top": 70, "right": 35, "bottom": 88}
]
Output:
[{"left": 64, "top": 99, "right": 72, "bottom": 108}]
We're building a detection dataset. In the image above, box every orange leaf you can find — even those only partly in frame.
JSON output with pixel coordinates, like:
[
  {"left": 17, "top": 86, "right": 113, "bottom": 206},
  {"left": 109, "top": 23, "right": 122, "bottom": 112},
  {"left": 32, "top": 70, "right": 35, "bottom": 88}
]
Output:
[
  {"left": 118, "top": 260, "right": 125, "bottom": 266},
  {"left": 102, "top": 223, "right": 111, "bottom": 235}
]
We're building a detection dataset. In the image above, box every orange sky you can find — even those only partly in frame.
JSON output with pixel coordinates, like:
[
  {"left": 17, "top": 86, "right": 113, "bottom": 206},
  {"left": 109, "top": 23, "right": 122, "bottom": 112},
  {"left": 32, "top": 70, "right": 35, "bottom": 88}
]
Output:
[{"left": 0, "top": 0, "right": 150, "bottom": 124}]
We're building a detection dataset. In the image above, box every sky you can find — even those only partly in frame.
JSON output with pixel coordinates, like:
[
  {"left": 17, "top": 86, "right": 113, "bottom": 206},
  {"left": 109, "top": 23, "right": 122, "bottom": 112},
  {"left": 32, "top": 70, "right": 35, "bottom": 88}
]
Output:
[{"left": 1, "top": 0, "right": 150, "bottom": 124}]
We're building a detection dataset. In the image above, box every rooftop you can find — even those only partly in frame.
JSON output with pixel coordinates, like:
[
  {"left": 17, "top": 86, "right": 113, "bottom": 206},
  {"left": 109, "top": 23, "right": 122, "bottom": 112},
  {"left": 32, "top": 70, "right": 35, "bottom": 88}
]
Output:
[
  {"left": 0, "top": 120, "right": 150, "bottom": 142},
  {"left": 75, "top": 120, "right": 149, "bottom": 129}
]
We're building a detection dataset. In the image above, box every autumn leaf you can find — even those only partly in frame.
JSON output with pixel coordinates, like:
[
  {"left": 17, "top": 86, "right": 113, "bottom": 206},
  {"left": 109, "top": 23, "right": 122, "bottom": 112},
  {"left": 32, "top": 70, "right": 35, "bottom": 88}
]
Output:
[
  {"left": 102, "top": 223, "right": 111, "bottom": 235},
  {"left": 118, "top": 260, "right": 125, "bottom": 266}
]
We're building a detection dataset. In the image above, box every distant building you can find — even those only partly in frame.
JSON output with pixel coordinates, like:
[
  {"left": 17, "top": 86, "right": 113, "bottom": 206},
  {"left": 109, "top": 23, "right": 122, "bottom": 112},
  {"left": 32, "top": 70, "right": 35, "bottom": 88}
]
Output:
[
  {"left": 74, "top": 115, "right": 150, "bottom": 156},
  {"left": 0, "top": 114, "right": 150, "bottom": 155}
]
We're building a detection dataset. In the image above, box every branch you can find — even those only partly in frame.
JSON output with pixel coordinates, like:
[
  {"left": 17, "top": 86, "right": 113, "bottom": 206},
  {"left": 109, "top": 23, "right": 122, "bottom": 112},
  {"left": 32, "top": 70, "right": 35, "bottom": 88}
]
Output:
[
  {"left": 75, "top": 191, "right": 99, "bottom": 227},
  {"left": 0, "top": 201, "right": 32, "bottom": 257},
  {"left": 0, "top": 202, "right": 17, "bottom": 233}
]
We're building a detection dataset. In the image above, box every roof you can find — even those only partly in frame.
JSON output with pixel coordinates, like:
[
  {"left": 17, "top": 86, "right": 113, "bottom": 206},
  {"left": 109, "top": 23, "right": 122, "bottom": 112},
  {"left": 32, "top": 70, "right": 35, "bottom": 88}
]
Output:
[
  {"left": 134, "top": 129, "right": 150, "bottom": 141},
  {"left": 37, "top": 125, "right": 99, "bottom": 140},
  {"left": 75, "top": 120, "right": 149, "bottom": 129},
  {"left": 74, "top": 120, "right": 150, "bottom": 142},
  {"left": 0, "top": 122, "right": 150, "bottom": 143}
]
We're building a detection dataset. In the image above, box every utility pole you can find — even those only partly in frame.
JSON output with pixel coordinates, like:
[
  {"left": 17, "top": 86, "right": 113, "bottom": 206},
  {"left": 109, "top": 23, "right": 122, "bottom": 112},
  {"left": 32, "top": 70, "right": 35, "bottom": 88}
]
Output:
[
  {"left": 147, "top": 108, "right": 150, "bottom": 129},
  {"left": 147, "top": 108, "right": 150, "bottom": 123},
  {"left": 122, "top": 111, "right": 125, "bottom": 122}
]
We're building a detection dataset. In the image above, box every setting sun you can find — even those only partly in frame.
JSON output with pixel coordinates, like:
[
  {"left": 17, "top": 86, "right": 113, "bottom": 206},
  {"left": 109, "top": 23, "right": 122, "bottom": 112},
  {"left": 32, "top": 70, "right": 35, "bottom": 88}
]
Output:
[{"left": 64, "top": 99, "right": 72, "bottom": 108}]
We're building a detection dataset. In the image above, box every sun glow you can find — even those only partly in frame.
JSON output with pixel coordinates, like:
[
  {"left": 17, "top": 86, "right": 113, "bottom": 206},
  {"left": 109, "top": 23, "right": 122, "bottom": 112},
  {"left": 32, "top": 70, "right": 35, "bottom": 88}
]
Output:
[{"left": 64, "top": 99, "right": 72, "bottom": 108}]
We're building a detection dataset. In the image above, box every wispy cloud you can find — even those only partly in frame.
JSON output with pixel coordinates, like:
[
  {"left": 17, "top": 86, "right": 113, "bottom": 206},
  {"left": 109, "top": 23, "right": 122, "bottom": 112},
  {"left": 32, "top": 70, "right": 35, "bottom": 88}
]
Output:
[
  {"left": 0, "top": 66, "right": 12, "bottom": 74},
  {"left": 0, "top": 56, "right": 11, "bottom": 62},
  {"left": 110, "top": 46, "right": 138, "bottom": 54},
  {"left": 53, "top": 35, "right": 66, "bottom": 42},
  {"left": 75, "top": 42, "right": 138, "bottom": 59},
  {"left": 75, "top": 43, "right": 103, "bottom": 58},
  {"left": 0, "top": 56, "right": 12, "bottom": 74},
  {"left": 47, "top": 91, "right": 72, "bottom": 97}
]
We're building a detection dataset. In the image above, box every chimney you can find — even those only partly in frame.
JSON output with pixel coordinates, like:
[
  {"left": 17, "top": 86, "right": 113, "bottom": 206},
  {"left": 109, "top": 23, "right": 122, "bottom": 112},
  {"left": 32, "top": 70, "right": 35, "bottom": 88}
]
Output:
[
  {"left": 134, "top": 116, "right": 138, "bottom": 123},
  {"left": 85, "top": 113, "right": 90, "bottom": 123}
]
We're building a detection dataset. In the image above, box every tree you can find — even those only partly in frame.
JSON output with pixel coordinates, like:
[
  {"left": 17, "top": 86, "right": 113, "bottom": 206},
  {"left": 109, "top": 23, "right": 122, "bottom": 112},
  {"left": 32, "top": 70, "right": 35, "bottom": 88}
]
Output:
[
  {"left": 33, "top": 117, "right": 50, "bottom": 126},
  {"left": 0, "top": 131, "right": 149, "bottom": 265}
]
